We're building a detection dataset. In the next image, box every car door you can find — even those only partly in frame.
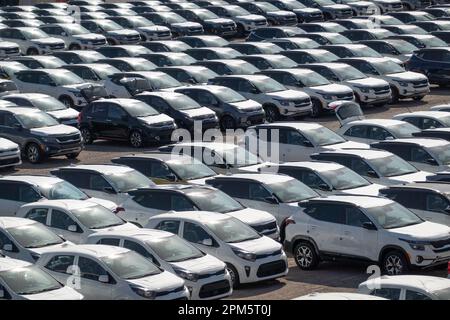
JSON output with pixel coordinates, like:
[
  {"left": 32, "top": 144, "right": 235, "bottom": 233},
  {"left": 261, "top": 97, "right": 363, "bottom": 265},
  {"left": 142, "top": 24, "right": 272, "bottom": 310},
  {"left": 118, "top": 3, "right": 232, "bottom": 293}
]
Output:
[
  {"left": 0, "top": 230, "right": 25, "bottom": 261},
  {"left": 88, "top": 102, "right": 110, "bottom": 137},
  {"left": 278, "top": 127, "right": 315, "bottom": 162},
  {"left": 181, "top": 221, "right": 219, "bottom": 256},
  {"left": 43, "top": 254, "right": 77, "bottom": 287},
  {"left": 86, "top": 173, "right": 118, "bottom": 203},
  {"left": 0, "top": 182, "right": 41, "bottom": 216},
  {"left": 409, "top": 145, "right": 437, "bottom": 172},
  {"left": 76, "top": 255, "right": 114, "bottom": 300},
  {"left": 423, "top": 192, "right": 450, "bottom": 225},
  {"left": 49, "top": 209, "right": 84, "bottom": 243},
  {"left": 104, "top": 104, "right": 129, "bottom": 139},
  {"left": 366, "top": 125, "right": 395, "bottom": 143},
  {"left": 126, "top": 191, "right": 173, "bottom": 226}
]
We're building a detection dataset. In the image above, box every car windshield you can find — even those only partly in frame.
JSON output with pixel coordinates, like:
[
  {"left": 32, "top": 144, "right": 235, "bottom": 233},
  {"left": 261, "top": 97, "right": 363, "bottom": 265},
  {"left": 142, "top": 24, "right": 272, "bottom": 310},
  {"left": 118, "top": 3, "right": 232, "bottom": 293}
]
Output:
[
  {"left": 371, "top": 60, "right": 406, "bottom": 75},
  {"left": 161, "top": 12, "right": 187, "bottom": 23},
  {"left": 71, "top": 204, "right": 124, "bottom": 229},
  {"left": 166, "top": 95, "right": 201, "bottom": 110},
  {"left": 270, "top": 57, "right": 297, "bottom": 68},
  {"left": 0, "top": 81, "right": 17, "bottom": 93},
  {"left": 230, "top": 62, "right": 260, "bottom": 74},
  {"left": 167, "top": 158, "right": 216, "bottom": 180},
  {"left": 186, "top": 188, "right": 244, "bottom": 213},
  {"left": 388, "top": 123, "right": 421, "bottom": 138},
  {"left": 422, "top": 36, "right": 447, "bottom": 47},
  {"left": 127, "top": 60, "right": 157, "bottom": 71},
  {"left": 22, "top": 28, "right": 48, "bottom": 39},
  {"left": 313, "top": 51, "right": 339, "bottom": 62},
  {"left": 190, "top": 68, "right": 218, "bottom": 83},
  {"left": 16, "top": 111, "right": 59, "bottom": 129},
  {"left": 201, "top": 37, "right": 229, "bottom": 47},
  {"left": 206, "top": 217, "right": 260, "bottom": 243},
  {"left": 267, "top": 178, "right": 319, "bottom": 203},
  {"left": 369, "top": 155, "right": 418, "bottom": 177},
  {"left": 327, "top": 34, "right": 352, "bottom": 44},
  {"left": 125, "top": 100, "right": 159, "bottom": 117},
  {"left": 101, "top": 251, "right": 161, "bottom": 279},
  {"left": 365, "top": 202, "right": 423, "bottom": 229},
  {"left": 7, "top": 223, "right": 63, "bottom": 248},
  {"left": 315, "top": 0, "right": 336, "bottom": 5},
  {"left": 377, "top": 16, "right": 403, "bottom": 25},
  {"left": 0, "top": 266, "right": 62, "bottom": 295},
  {"left": 302, "top": 126, "right": 346, "bottom": 146},
  {"left": 220, "top": 146, "right": 261, "bottom": 167},
  {"left": 335, "top": 66, "right": 366, "bottom": 80},
  {"left": 298, "top": 72, "right": 330, "bottom": 86},
  {"left": 30, "top": 96, "right": 67, "bottom": 111},
  {"left": 146, "top": 235, "right": 204, "bottom": 262},
  {"left": 253, "top": 77, "right": 286, "bottom": 93},
  {"left": 96, "top": 20, "right": 123, "bottom": 31},
  {"left": 351, "top": 47, "right": 382, "bottom": 57},
  {"left": 320, "top": 167, "right": 370, "bottom": 190},
  {"left": 106, "top": 170, "right": 154, "bottom": 192},
  {"left": 91, "top": 65, "right": 121, "bottom": 79},
  {"left": 51, "top": 72, "right": 84, "bottom": 85},
  {"left": 282, "top": 0, "right": 306, "bottom": 9},
  {"left": 227, "top": 6, "right": 250, "bottom": 16},
  {"left": 214, "top": 87, "right": 247, "bottom": 103},
  {"left": 39, "top": 181, "right": 89, "bottom": 200},
  {"left": 146, "top": 73, "right": 181, "bottom": 89},
  {"left": 256, "top": 2, "right": 279, "bottom": 11},
  {"left": 428, "top": 145, "right": 450, "bottom": 165},
  {"left": 388, "top": 40, "right": 418, "bottom": 54},
  {"left": 196, "top": 10, "right": 219, "bottom": 20},
  {"left": 128, "top": 16, "right": 154, "bottom": 27},
  {"left": 63, "top": 24, "right": 90, "bottom": 35}
]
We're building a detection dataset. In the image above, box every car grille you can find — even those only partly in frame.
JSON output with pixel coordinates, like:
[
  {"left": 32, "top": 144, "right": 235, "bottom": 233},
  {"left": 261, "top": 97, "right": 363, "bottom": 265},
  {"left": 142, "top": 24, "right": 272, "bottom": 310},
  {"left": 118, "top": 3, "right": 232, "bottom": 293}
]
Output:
[
  {"left": 431, "top": 238, "right": 450, "bottom": 249},
  {"left": 419, "top": 0, "right": 431, "bottom": 6},
  {"left": 256, "top": 248, "right": 282, "bottom": 260},
  {"left": 155, "top": 285, "right": 185, "bottom": 298},
  {"left": 3, "top": 47, "right": 19, "bottom": 55},
  {"left": 252, "top": 221, "right": 277, "bottom": 234},
  {"left": 125, "top": 35, "right": 141, "bottom": 43},
  {"left": 339, "top": 9, "right": 353, "bottom": 17},
  {"left": 220, "top": 23, "right": 236, "bottom": 31},
  {"left": 256, "top": 260, "right": 287, "bottom": 278},
  {"left": 390, "top": 3, "right": 403, "bottom": 9},
  {"left": 199, "top": 280, "right": 230, "bottom": 299},
  {"left": 0, "top": 147, "right": 18, "bottom": 154},
  {"left": 373, "top": 85, "right": 391, "bottom": 94},
  {"left": 0, "top": 157, "right": 20, "bottom": 166},
  {"left": 335, "top": 93, "right": 354, "bottom": 100},
  {"left": 293, "top": 99, "right": 312, "bottom": 108},
  {"left": 253, "top": 20, "right": 267, "bottom": 26},
  {"left": 92, "top": 39, "right": 107, "bottom": 46},
  {"left": 247, "top": 113, "right": 265, "bottom": 124},
  {"left": 412, "top": 79, "right": 429, "bottom": 88},
  {"left": 153, "top": 120, "right": 175, "bottom": 128},
  {"left": 56, "top": 134, "right": 81, "bottom": 144},
  {"left": 49, "top": 43, "right": 65, "bottom": 50},
  {"left": 198, "top": 268, "right": 226, "bottom": 280},
  {"left": 157, "top": 31, "right": 172, "bottom": 38}
]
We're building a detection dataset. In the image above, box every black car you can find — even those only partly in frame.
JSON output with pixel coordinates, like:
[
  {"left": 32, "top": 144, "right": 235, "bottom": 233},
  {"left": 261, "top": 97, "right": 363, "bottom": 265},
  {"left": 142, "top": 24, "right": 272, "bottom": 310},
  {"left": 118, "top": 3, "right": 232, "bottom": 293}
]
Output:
[
  {"left": 246, "top": 26, "right": 305, "bottom": 41},
  {"left": 388, "top": 11, "right": 435, "bottom": 24},
  {"left": 185, "top": 47, "right": 241, "bottom": 60},
  {"left": 175, "top": 85, "right": 266, "bottom": 129},
  {"left": 174, "top": 9, "right": 237, "bottom": 37},
  {"left": 265, "top": 0, "right": 324, "bottom": 22},
  {"left": 142, "top": 11, "right": 204, "bottom": 37},
  {"left": 406, "top": 47, "right": 450, "bottom": 86},
  {"left": 236, "top": 1, "right": 298, "bottom": 26},
  {"left": 78, "top": 98, "right": 177, "bottom": 148},
  {"left": 333, "top": 18, "right": 374, "bottom": 29},
  {"left": 140, "top": 40, "right": 192, "bottom": 52},
  {"left": 139, "top": 52, "right": 197, "bottom": 67},
  {"left": 431, "top": 30, "right": 450, "bottom": 44},
  {"left": 383, "top": 25, "right": 428, "bottom": 35},
  {"left": 135, "top": 91, "right": 219, "bottom": 131},
  {"left": 98, "top": 58, "right": 158, "bottom": 72},
  {"left": 268, "top": 37, "right": 320, "bottom": 50},
  {"left": 294, "top": 32, "right": 352, "bottom": 45},
  {"left": 193, "top": 59, "right": 260, "bottom": 75},
  {"left": 388, "top": 34, "right": 448, "bottom": 48},
  {"left": 298, "top": 22, "right": 347, "bottom": 33},
  {"left": 178, "top": 35, "right": 229, "bottom": 47}
]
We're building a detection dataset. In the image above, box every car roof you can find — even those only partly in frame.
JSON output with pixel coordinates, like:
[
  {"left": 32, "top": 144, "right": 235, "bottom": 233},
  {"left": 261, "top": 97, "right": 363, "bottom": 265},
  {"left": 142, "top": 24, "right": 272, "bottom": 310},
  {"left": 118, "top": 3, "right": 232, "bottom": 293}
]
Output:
[
  {"left": 294, "top": 292, "right": 387, "bottom": 300},
  {"left": 115, "top": 152, "right": 194, "bottom": 162},
  {"left": 323, "top": 44, "right": 369, "bottom": 50},
  {"left": 0, "top": 257, "right": 31, "bottom": 272},
  {"left": 0, "top": 107, "right": 43, "bottom": 115},
  {"left": 345, "top": 119, "right": 407, "bottom": 127},
  {"left": 394, "top": 111, "right": 450, "bottom": 119},
  {"left": 137, "top": 91, "right": 187, "bottom": 99},
  {"left": 386, "top": 181, "right": 450, "bottom": 193},
  {"left": 276, "top": 161, "right": 344, "bottom": 172},
  {"left": 215, "top": 74, "right": 269, "bottom": 82},
  {"left": 94, "top": 98, "right": 145, "bottom": 105},
  {"left": 377, "top": 138, "right": 449, "bottom": 148},
  {"left": 212, "top": 173, "right": 293, "bottom": 184},
  {"left": 249, "top": 122, "right": 323, "bottom": 130},
  {"left": 341, "top": 57, "right": 393, "bottom": 64},
  {"left": 0, "top": 216, "right": 36, "bottom": 229},
  {"left": 318, "top": 148, "right": 393, "bottom": 159},
  {"left": 2, "top": 93, "right": 52, "bottom": 100},
  {"left": 308, "top": 194, "right": 393, "bottom": 208},
  {"left": 56, "top": 164, "right": 135, "bottom": 174},
  {"left": 89, "top": 228, "right": 175, "bottom": 241},
  {"left": 0, "top": 174, "right": 62, "bottom": 185},
  {"left": 165, "top": 141, "right": 239, "bottom": 151},
  {"left": 362, "top": 275, "right": 450, "bottom": 293},
  {"left": 175, "top": 84, "right": 230, "bottom": 93},
  {"left": 42, "top": 244, "right": 130, "bottom": 258},
  {"left": 151, "top": 210, "right": 231, "bottom": 223},
  {"left": 22, "top": 199, "right": 98, "bottom": 211},
  {"left": 264, "top": 68, "right": 319, "bottom": 77}
]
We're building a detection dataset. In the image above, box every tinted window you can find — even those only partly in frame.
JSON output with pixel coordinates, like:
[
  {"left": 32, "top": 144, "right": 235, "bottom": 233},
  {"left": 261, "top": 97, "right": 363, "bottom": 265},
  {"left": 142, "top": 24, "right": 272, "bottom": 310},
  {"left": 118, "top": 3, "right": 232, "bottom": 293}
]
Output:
[
  {"left": 50, "top": 210, "right": 81, "bottom": 233},
  {"left": 123, "top": 240, "right": 152, "bottom": 259},
  {"left": 426, "top": 193, "right": 449, "bottom": 213},
  {"left": 345, "top": 207, "right": 371, "bottom": 227},
  {"left": 97, "top": 238, "right": 120, "bottom": 246},
  {"left": 25, "top": 208, "right": 48, "bottom": 224},
  {"left": 405, "top": 290, "right": 432, "bottom": 300},
  {"left": 45, "top": 255, "right": 75, "bottom": 274},
  {"left": 155, "top": 220, "right": 180, "bottom": 234},
  {"left": 209, "top": 180, "right": 249, "bottom": 198},
  {"left": 183, "top": 221, "right": 214, "bottom": 245},
  {"left": 303, "top": 203, "right": 346, "bottom": 224},
  {"left": 78, "top": 256, "right": 111, "bottom": 282}
]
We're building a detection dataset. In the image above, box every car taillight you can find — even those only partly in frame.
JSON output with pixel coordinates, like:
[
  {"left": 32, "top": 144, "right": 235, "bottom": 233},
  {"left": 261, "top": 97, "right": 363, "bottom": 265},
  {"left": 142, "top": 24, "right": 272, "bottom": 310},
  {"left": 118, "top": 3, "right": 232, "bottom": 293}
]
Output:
[{"left": 113, "top": 207, "right": 125, "bottom": 214}]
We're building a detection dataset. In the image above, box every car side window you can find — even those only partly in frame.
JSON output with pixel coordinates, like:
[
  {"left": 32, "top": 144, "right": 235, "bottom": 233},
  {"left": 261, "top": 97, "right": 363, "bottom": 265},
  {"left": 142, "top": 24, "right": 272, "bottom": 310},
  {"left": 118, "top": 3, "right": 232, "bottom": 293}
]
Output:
[
  {"left": 401, "top": 117, "right": 421, "bottom": 128},
  {"left": 0, "top": 231, "right": 14, "bottom": 249},
  {"left": 350, "top": 158, "right": 375, "bottom": 177},
  {"left": 0, "top": 113, "right": 19, "bottom": 127},
  {"left": 302, "top": 171, "right": 327, "bottom": 189},
  {"left": 107, "top": 105, "right": 127, "bottom": 120},
  {"left": 18, "top": 185, "right": 41, "bottom": 203},
  {"left": 345, "top": 125, "right": 368, "bottom": 138},
  {"left": 89, "top": 104, "right": 108, "bottom": 118},
  {"left": 279, "top": 129, "right": 310, "bottom": 146},
  {"left": 133, "top": 192, "right": 171, "bottom": 210},
  {"left": 316, "top": 68, "right": 339, "bottom": 82},
  {"left": 370, "top": 288, "right": 401, "bottom": 300},
  {"left": 78, "top": 256, "right": 113, "bottom": 283},
  {"left": 422, "top": 118, "right": 442, "bottom": 129},
  {"left": 150, "top": 161, "right": 172, "bottom": 178},
  {"left": 405, "top": 290, "right": 432, "bottom": 300},
  {"left": 25, "top": 208, "right": 49, "bottom": 224},
  {"left": 170, "top": 194, "right": 196, "bottom": 211},
  {"left": 410, "top": 146, "right": 431, "bottom": 163},
  {"left": 426, "top": 193, "right": 449, "bottom": 213},
  {"left": 248, "top": 182, "right": 272, "bottom": 201},
  {"left": 303, "top": 203, "right": 346, "bottom": 224},
  {"left": 367, "top": 126, "right": 393, "bottom": 140},
  {"left": 154, "top": 220, "right": 180, "bottom": 234},
  {"left": 88, "top": 174, "right": 111, "bottom": 191},
  {"left": 53, "top": 171, "right": 91, "bottom": 189},
  {"left": 45, "top": 255, "right": 75, "bottom": 274},
  {"left": 209, "top": 180, "right": 249, "bottom": 198},
  {"left": 123, "top": 240, "right": 153, "bottom": 260},
  {"left": 345, "top": 206, "right": 371, "bottom": 227},
  {"left": 196, "top": 91, "right": 217, "bottom": 105},
  {"left": 237, "top": 79, "right": 256, "bottom": 92},
  {"left": 0, "top": 283, "right": 11, "bottom": 300},
  {"left": 97, "top": 238, "right": 120, "bottom": 246},
  {"left": 183, "top": 222, "right": 214, "bottom": 246},
  {"left": 51, "top": 210, "right": 81, "bottom": 233}
]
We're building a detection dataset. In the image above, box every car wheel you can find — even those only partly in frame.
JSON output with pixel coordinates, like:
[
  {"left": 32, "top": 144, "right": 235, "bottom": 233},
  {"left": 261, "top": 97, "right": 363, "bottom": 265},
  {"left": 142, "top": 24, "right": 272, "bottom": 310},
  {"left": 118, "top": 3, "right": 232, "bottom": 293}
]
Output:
[
  {"left": 26, "top": 143, "right": 43, "bottom": 164},
  {"left": 310, "top": 99, "right": 322, "bottom": 118},
  {"left": 294, "top": 242, "right": 319, "bottom": 270},
  {"left": 381, "top": 250, "right": 409, "bottom": 275},
  {"left": 413, "top": 95, "right": 425, "bottom": 101},
  {"left": 264, "top": 105, "right": 279, "bottom": 123},
  {"left": 390, "top": 86, "right": 399, "bottom": 104},
  {"left": 107, "top": 38, "right": 116, "bottom": 45},
  {"left": 59, "top": 96, "right": 74, "bottom": 108},
  {"left": 66, "top": 152, "right": 80, "bottom": 159},
  {"left": 220, "top": 116, "right": 236, "bottom": 130},
  {"left": 129, "top": 130, "right": 144, "bottom": 148},
  {"left": 226, "top": 263, "right": 240, "bottom": 288},
  {"left": 69, "top": 43, "right": 81, "bottom": 50},
  {"left": 26, "top": 48, "right": 39, "bottom": 55},
  {"left": 236, "top": 24, "right": 246, "bottom": 37},
  {"left": 80, "top": 127, "right": 94, "bottom": 144}
]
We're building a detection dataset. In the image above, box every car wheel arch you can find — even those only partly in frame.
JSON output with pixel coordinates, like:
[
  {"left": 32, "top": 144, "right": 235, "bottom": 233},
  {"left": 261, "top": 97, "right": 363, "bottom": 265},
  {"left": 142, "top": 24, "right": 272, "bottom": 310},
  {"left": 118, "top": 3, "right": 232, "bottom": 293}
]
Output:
[
  {"left": 291, "top": 236, "right": 320, "bottom": 255},
  {"left": 378, "top": 245, "right": 410, "bottom": 265}
]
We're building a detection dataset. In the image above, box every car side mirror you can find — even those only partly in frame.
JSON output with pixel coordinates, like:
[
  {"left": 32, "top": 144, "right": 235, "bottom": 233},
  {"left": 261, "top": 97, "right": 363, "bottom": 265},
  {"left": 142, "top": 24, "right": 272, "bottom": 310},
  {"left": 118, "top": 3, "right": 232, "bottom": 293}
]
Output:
[
  {"left": 98, "top": 275, "right": 109, "bottom": 283},
  {"left": 426, "top": 158, "right": 438, "bottom": 165},
  {"left": 250, "top": 87, "right": 260, "bottom": 94},
  {"left": 187, "top": 78, "right": 196, "bottom": 84},
  {"left": 67, "top": 225, "right": 78, "bottom": 232},
  {"left": 317, "top": 184, "right": 332, "bottom": 191},
  {"left": 366, "top": 170, "right": 378, "bottom": 178},
  {"left": 2, "top": 244, "right": 13, "bottom": 252},
  {"left": 103, "top": 186, "right": 116, "bottom": 194},
  {"left": 264, "top": 196, "right": 279, "bottom": 204},
  {"left": 362, "top": 221, "right": 377, "bottom": 230},
  {"left": 165, "top": 173, "right": 177, "bottom": 182},
  {"left": 302, "top": 140, "right": 313, "bottom": 147},
  {"left": 201, "top": 238, "right": 213, "bottom": 246}
]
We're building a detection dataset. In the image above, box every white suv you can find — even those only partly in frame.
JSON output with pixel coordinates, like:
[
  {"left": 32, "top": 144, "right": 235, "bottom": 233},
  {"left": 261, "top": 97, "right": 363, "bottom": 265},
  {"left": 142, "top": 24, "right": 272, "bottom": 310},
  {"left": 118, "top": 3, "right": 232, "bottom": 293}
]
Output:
[
  {"left": 40, "top": 23, "right": 107, "bottom": 50},
  {"left": 285, "top": 195, "right": 450, "bottom": 275},
  {"left": 0, "top": 27, "right": 65, "bottom": 55}
]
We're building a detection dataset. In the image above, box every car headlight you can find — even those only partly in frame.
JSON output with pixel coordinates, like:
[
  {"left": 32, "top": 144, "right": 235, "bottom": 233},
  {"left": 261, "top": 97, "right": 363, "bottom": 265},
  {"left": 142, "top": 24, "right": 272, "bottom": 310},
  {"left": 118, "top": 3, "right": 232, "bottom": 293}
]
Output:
[
  {"left": 232, "top": 248, "right": 256, "bottom": 261},
  {"left": 399, "top": 238, "right": 428, "bottom": 251},
  {"left": 173, "top": 267, "right": 199, "bottom": 282},
  {"left": 80, "top": 39, "right": 91, "bottom": 44},
  {"left": 357, "top": 86, "right": 371, "bottom": 93},
  {"left": 37, "top": 43, "right": 48, "bottom": 48},
  {"left": 69, "top": 90, "right": 83, "bottom": 98},
  {"left": 274, "top": 99, "right": 291, "bottom": 106},
  {"left": 38, "top": 135, "right": 56, "bottom": 143},
  {"left": 130, "top": 285, "right": 156, "bottom": 299},
  {"left": 398, "top": 81, "right": 409, "bottom": 87},
  {"left": 321, "top": 94, "right": 334, "bottom": 100}
]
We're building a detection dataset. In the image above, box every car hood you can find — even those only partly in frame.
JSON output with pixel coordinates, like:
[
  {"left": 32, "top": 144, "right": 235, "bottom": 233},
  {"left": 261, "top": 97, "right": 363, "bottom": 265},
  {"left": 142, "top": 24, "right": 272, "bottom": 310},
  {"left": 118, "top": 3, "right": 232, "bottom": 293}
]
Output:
[
  {"left": 347, "top": 77, "right": 389, "bottom": 87},
  {"left": 324, "top": 4, "right": 351, "bottom": 9},
  {"left": 229, "top": 99, "right": 262, "bottom": 111},
  {"left": 339, "top": 183, "right": 383, "bottom": 196},
  {"left": 312, "top": 83, "right": 353, "bottom": 95},
  {"left": 387, "top": 171, "right": 432, "bottom": 184},
  {"left": 170, "top": 254, "right": 225, "bottom": 274},
  {"left": 388, "top": 221, "right": 450, "bottom": 241},
  {"left": 138, "top": 113, "right": 174, "bottom": 125},
  {"left": 107, "top": 29, "right": 140, "bottom": 36},
  {"left": 62, "top": 82, "right": 96, "bottom": 91},
  {"left": 226, "top": 207, "right": 276, "bottom": 226},
  {"left": 0, "top": 137, "right": 18, "bottom": 150},
  {"left": 86, "top": 197, "right": 117, "bottom": 211},
  {"left": 235, "top": 14, "right": 267, "bottom": 22},
  {"left": 180, "top": 106, "right": 215, "bottom": 118},
  {"left": 171, "top": 22, "right": 203, "bottom": 28},
  {"left": 386, "top": 71, "right": 428, "bottom": 81},
  {"left": 348, "top": 1, "right": 372, "bottom": 7},
  {"left": 137, "top": 26, "right": 171, "bottom": 33},
  {"left": 127, "top": 270, "right": 184, "bottom": 291},
  {"left": 73, "top": 34, "right": 106, "bottom": 41},
  {"left": 30, "top": 124, "right": 80, "bottom": 136},
  {"left": 267, "top": 11, "right": 296, "bottom": 17},
  {"left": 46, "top": 108, "right": 78, "bottom": 120},
  {"left": 23, "top": 286, "right": 83, "bottom": 300},
  {"left": 0, "top": 41, "right": 19, "bottom": 50},
  {"left": 229, "top": 235, "right": 282, "bottom": 255},
  {"left": 375, "top": 0, "right": 401, "bottom": 3},
  {"left": 95, "top": 222, "right": 140, "bottom": 233},
  {"left": 31, "top": 38, "right": 65, "bottom": 46},
  {"left": 293, "top": 8, "right": 322, "bottom": 13},
  {"left": 266, "top": 89, "right": 310, "bottom": 100},
  {"left": 204, "top": 18, "right": 235, "bottom": 24},
  {"left": 322, "top": 140, "right": 370, "bottom": 150}
]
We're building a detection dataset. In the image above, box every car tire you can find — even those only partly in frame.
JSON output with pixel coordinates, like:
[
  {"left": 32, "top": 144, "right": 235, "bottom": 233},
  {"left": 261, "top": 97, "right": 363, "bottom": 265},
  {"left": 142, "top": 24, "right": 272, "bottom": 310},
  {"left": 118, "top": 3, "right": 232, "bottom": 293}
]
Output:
[
  {"left": 26, "top": 143, "right": 43, "bottom": 164},
  {"left": 264, "top": 105, "right": 280, "bottom": 123},
  {"left": 294, "top": 242, "right": 319, "bottom": 270},
  {"left": 69, "top": 43, "right": 81, "bottom": 50},
  {"left": 26, "top": 48, "right": 39, "bottom": 55},
  {"left": 226, "top": 263, "right": 240, "bottom": 289},
  {"left": 80, "top": 127, "right": 94, "bottom": 144},
  {"left": 390, "top": 86, "right": 399, "bottom": 104},
  {"left": 66, "top": 152, "right": 80, "bottom": 159},
  {"left": 220, "top": 116, "right": 236, "bottom": 130},
  {"left": 236, "top": 24, "right": 246, "bottom": 37},
  {"left": 59, "top": 96, "right": 74, "bottom": 108},
  {"left": 310, "top": 99, "right": 322, "bottom": 118},
  {"left": 129, "top": 130, "right": 144, "bottom": 148},
  {"left": 107, "top": 38, "right": 116, "bottom": 45},
  {"left": 381, "top": 250, "right": 409, "bottom": 275}
]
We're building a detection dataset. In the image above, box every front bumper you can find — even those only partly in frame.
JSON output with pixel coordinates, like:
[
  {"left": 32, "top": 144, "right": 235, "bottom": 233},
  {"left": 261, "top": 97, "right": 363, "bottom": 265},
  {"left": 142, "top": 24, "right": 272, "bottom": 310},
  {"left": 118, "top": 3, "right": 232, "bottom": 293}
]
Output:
[
  {"left": 207, "top": 25, "right": 237, "bottom": 37},
  {"left": 409, "top": 246, "right": 450, "bottom": 268},
  {"left": 238, "top": 111, "right": 266, "bottom": 128},
  {"left": 143, "top": 127, "right": 177, "bottom": 144},
  {"left": 278, "top": 102, "right": 312, "bottom": 116},
  {"left": 235, "top": 252, "right": 288, "bottom": 284},
  {"left": 42, "top": 142, "right": 83, "bottom": 157},
  {"left": 396, "top": 83, "right": 430, "bottom": 98},
  {"left": 0, "top": 149, "right": 21, "bottom": 168},
  {"left": 355, "top": 89, "right": 392, "bottom": 105},
  {"left": 187, "top": 271, "right": 232, "bottom": 300}
]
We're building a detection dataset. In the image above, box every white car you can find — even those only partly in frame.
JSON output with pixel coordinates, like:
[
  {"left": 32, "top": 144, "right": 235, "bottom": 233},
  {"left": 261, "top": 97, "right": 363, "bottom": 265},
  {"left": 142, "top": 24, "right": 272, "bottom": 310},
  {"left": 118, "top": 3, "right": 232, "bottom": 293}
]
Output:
[
  {"left": 0, "top": 138, "right": 21, "bottom": 169},
  {"left": 358, "top": 275, "right": 450, "bottom": 300},
  {"left": 242, "top": 161, "right": 384, "bottom": 196},
  {"left": 285, "top": 195, "right": 450, "bottom": 274},
  {"left": 0, "top": 61, "right": 29, "bottom": 80},
  {"left": 119, "top": 184, "right": 280, "bottom": 239},
  {"left": 50, "top": 164, "right": 157, "bottom": 204},
  {"left": 3, "top": 93, "right": 79, "bottom": 126},
  {"left": 16, "top": 200, "right": 139, "bottom": 244},
  {"left": 14, "top": 69, "right": 108, "bottom": 109},
  {"left": 0, "top": 27, "right": 65, "bottom": 55},
  {"left": 146, "top": 211, "right": 288, "bottom": 287},
  {"left": 86, "top": 229, "right": 233, "bottom": 300},
  {"left": 0, "top": 79, "right": 18, "bottom": 97},
  {"left": 430, "top": 104, "right": 450, "bottom": 112},
  {"left": 159, "top": 142, "right": 270, "bottom": 176},
  {"left": 209, "top": 74, "right": 313, "bottom": 122},
  {"left": 393, "top": 111, "right": 450, "bottom": 130},
  {"left": 369, "top": 0, "right": 403, "bottom": 13},
  {"left": 243, "top": 122, "right": 369, "bottom": 162},
  {"left": 311, "top": 149, "right": 433, "bottom": 185},
  {"left": 293, "top": 292, "right": 387, "bottom": 300},
  {"left": 40, "top": 23, "right": 107, "bottom": 50},
  {"left": 0, "top": 41, "right": 21, "bottom": 59},
  {"left": 0, "top": 217, "right": 74, "bottom": 263},
  {"left": 371, "top": 138, "right": 450, "bottom": 172},
  {"left": 206, "top": 173, "right": 320, "bottom": 225},
  {"left": 0, "top": 257, "right": 83, "bottom": 300},
  {"left": 37, "top": 245, "right": 189, "bottom": 300},
  {"left": 0, "top": 175, "right": 117, "bottom": 216}
]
